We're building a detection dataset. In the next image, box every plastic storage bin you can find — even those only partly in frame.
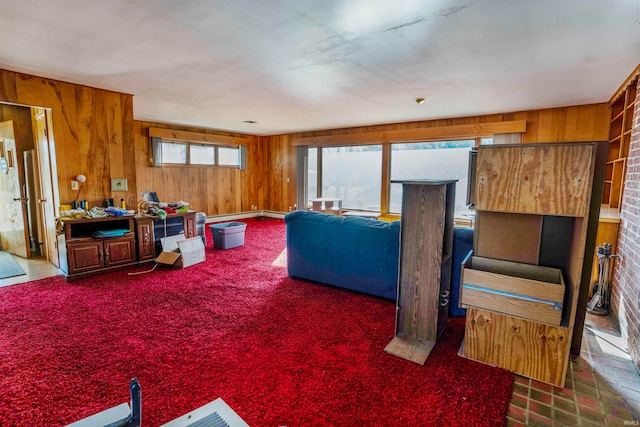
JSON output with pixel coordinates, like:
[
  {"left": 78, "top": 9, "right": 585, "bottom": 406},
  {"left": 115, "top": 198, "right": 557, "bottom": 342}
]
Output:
[{"left": 209, "top": 222, "right": 247, "bottom": 249}]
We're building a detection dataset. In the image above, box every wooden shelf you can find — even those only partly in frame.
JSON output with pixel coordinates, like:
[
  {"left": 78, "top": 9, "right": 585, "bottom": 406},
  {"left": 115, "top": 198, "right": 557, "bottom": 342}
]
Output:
[{"left": 602, "top": 73, "right": 637, "bottom": 209}]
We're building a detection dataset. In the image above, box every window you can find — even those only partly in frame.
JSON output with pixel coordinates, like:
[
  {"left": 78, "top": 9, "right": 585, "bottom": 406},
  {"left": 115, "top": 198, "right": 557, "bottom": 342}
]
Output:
[
  {"left": 322, "top": 145, "right": 382, "bottom": 210},
  {"left": 190, "top": 144, "right": 216, "bottom": 165},
  {"left": 390, "top": 140, "right": 476, "bottom": 213},
  {"left": 218, "top": 147, "right": 240, "bottom": 166},
  {"left": 152, "top": 138, "right": 243, "bottom": 168},
  {"left": 160, "top": 141, "right": 187, "bottom": 164}
]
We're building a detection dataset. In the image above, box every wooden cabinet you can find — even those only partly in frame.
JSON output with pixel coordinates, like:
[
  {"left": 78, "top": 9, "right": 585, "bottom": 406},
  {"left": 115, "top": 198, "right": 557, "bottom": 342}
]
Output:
[
  {"left": 384, "top": 180, "right": 456, "bottom": 365},
  {"left": 604, "top": 73, "right": 637, "bottom": 209},
  {"left": 59, "top": 216, "right": 137, "bottom": 281},
  {"left": 67, "top": 236, "right": 136, "bottom": 273},
  {"left": 134, "top": 212, "right": 196, "bottom": 263},
  {"left": 136, "top": 219, "right": 155, "bottom": 262},
  {"left": 460, "top": 143, "right": 598, "bottom": 387},
  {"left": 59, "top": 212, "right": 198, "bottom": 279}
]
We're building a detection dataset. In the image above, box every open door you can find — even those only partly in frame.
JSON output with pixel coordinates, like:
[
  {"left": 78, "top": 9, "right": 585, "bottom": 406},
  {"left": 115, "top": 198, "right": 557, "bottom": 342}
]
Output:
[
  {"left": 33, "top": 108, "right": 60, "bottom": 267},
  {"left": 0, "top": 120, "right": 30, "bottom": 258}
]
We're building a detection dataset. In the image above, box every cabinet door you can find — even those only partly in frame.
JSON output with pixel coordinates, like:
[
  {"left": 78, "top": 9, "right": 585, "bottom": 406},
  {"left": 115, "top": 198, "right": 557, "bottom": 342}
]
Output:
[
  {"left": 136, "top": 220, "right": 155, "bottom": 261},
  {"left": 475, "top": 144, "right": 595, "bottom": 216},
  {"left": 68, "top": 241, "right": 103, "bottom": 274},
  {"left": 184, "top": 215, "right": 196, "bottom": 238},
  {"left": 104, "top": 236, "right": 135, "bottom": 267}
]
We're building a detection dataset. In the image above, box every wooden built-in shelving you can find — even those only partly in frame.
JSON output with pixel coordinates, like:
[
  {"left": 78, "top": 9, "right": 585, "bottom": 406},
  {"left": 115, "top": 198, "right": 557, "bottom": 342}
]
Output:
[{"left": 604, "top": 74, "right": 637, "bottom": 209}]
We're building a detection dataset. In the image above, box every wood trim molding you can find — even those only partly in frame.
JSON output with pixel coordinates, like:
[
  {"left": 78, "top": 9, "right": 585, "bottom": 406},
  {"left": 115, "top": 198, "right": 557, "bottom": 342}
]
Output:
[
  {"left": 609, "top": 64, "right": 640, "bottom": 105},
  {"left": 148, "top": 127, "right": 250, "bottom": 146},
  {"left": 292, "top": 120, "right": 527, "bottom": 147}
]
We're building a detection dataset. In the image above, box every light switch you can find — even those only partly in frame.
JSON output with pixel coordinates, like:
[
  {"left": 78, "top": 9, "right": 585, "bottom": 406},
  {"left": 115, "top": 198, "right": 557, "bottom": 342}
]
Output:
[
  {"left": 111, "top": 178, "right": 128, "bottom": 191},
  {"left": 71, "top": 180, "right": 79, "bottom": 190}
]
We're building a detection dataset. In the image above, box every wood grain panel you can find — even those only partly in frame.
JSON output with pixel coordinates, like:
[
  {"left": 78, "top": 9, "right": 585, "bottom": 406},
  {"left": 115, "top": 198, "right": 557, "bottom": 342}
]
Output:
[
  {"left": 294, "top": 120, "right": 527, "bottom": 146},
  {"left": 148, "top": 127, "right": 249, "bottom": 146},
  {"left": 106, "top": 91, "right": 124, "bottom": 181},
  {"left": 475, "top": 143, "right": 595, "bottom": 216},
  {"left": 91, "top": 89, "right": 109, "bottom": 204},
  {"left": 463, "top": 308, "right": 570, "bottom": 387},
  {"left": 396, "top": 183, "right": 446, "bottom": 341},
  {"left": 0, "top": 71, "right": 18, "bottom": 104},
  {"left": 42, "top": 80, "right": 67, "bottom": 205},
  {"left": 16, "top": 73, "right": 44, "bottom": 107},
  {"left": 475, "top": 211, "right": 542, "bottom": 264},
  {"left": 121, "top": 94, "right": 136, "bottom": 209}
]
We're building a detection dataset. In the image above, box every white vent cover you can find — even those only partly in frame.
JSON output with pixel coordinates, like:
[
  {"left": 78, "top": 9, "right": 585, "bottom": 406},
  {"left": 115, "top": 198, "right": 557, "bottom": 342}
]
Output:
[{"left": 160, "top": 398, "right": 249, "bottom": 427}]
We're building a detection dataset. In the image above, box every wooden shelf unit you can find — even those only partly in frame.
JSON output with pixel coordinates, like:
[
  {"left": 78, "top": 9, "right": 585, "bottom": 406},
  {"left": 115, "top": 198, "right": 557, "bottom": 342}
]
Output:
[
  {"left": 604, "top": 74, "right": 637, "bottom": 209},
  {"left": 58, "top": 212, "right": 197, "bottom": 280},
  {"left": 460, "top": 143, "right": 598, "bottom": 387},
  {"left": 384, "top": 180, "right": 456, "bottom": 365},
  {"left": 58, "top": 216, "right": 137, "bottom": 281}
]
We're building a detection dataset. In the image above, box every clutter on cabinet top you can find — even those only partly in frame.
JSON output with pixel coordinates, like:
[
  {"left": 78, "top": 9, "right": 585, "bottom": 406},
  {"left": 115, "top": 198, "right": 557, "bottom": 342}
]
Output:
[
  {"left": 57, "top": 205, "right": 135, "bottom": 220},
  {"left": 137, "top": 197, "right": 190, "bottom": 218}
]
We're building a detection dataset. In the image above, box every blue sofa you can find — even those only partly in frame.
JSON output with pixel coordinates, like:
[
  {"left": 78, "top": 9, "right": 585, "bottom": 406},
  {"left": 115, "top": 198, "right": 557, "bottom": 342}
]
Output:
[
  {"left": 284, "top": 210, "right": 474, "bottom": 314},
  {"left": 284, "top": 210, "right": 400, "bottom": 299},
  {"left": 450, "top": 226, "right": 474, "bottom": 317}
]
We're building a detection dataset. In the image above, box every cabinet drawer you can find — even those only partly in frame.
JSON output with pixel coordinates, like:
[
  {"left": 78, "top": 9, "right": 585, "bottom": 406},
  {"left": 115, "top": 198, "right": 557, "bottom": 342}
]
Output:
[{"left": 461, "top": 252, "right": 565, "bottom": 325}]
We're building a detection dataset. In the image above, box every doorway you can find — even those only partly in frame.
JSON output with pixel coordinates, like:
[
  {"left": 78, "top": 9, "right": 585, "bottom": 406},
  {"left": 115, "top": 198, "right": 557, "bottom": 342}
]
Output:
[{"left": 0, "top": 103, "right": 59, "bottom": 275}]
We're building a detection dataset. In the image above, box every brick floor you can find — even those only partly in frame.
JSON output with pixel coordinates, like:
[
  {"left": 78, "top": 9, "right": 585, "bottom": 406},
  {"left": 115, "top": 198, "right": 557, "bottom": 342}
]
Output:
[{"left": 507, "top": 313, "right": 640, "bottom": 426}]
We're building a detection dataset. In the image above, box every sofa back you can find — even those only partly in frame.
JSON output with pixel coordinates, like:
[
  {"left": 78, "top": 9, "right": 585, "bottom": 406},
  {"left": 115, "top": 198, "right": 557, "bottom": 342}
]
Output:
[{"left": 284, "top": 211, "right": 400, "bottom": 299}]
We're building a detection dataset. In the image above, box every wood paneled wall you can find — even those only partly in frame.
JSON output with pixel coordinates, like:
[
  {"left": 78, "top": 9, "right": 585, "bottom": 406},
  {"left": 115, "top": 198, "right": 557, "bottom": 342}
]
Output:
[
  {"left": 292, "top": 105, "right": 610, "bottom": 142},
  {"left": 0, "top": 69, "right": 134, "bottom": 210},
  {"left": 1, "top": 68, "right": 610, "bottom": 217},
  {"left": 134, "top": 121, "right": 266, "bottom": 214},
  {"left": 271, "top": 104, "right": 611, "bottom": 212},
  {"left": 262, "top": 134, "right": 296, "bottom": 213}
]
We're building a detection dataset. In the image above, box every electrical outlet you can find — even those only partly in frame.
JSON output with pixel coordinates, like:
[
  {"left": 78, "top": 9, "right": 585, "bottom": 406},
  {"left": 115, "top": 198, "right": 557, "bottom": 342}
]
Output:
[
  {"left": 71, "top": 180, "right": 79, "bottom": 190},
  {"left": 111, "top": 178, "right": 128, "bottom": 191}
]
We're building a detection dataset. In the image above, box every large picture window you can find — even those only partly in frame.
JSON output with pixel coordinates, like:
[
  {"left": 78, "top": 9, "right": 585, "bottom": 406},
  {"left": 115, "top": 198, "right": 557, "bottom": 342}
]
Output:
[
  {"left": 322, "top": 145, "right": 382, "bottom": 210},
  {"left": 390, "top": 140, "right": 475, "bottom": 213}
]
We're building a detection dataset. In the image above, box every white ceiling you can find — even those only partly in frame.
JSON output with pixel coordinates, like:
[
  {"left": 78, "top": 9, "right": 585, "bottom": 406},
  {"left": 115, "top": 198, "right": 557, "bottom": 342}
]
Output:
[{"left": 1, "top": 0, "right": 639, "bottom": 135}]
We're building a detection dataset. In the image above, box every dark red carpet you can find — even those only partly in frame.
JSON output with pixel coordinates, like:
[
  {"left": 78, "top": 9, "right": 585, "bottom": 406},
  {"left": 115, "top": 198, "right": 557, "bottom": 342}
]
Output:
[{"left": 0, "top": 217, "right": 513, "bottom": 426}]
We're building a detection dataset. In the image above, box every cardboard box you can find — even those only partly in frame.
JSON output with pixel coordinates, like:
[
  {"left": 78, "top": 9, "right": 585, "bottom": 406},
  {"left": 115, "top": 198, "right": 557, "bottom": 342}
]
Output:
[{"left": 156, "top": 234, "right": 205, "bottom": 268}]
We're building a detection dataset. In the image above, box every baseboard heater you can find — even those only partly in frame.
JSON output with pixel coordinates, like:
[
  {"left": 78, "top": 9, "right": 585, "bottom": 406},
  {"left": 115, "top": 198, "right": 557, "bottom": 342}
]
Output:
[{"left": 65, "top": 378, "right": 248, "bottom": 427}]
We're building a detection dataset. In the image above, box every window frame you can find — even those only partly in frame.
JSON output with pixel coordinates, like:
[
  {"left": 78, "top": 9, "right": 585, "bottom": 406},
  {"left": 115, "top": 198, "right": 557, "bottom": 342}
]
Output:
[{"left": 153, "top": 138, "right": 243, "bottom": 168}]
